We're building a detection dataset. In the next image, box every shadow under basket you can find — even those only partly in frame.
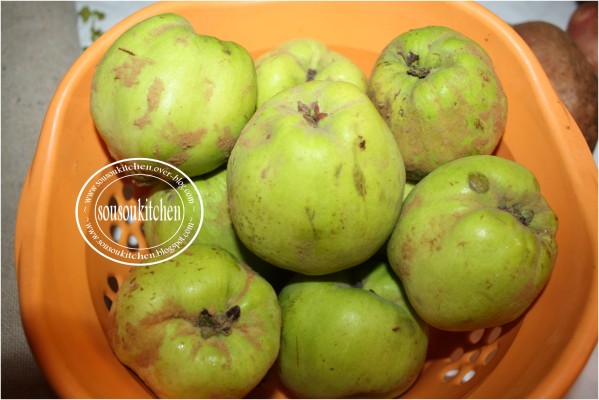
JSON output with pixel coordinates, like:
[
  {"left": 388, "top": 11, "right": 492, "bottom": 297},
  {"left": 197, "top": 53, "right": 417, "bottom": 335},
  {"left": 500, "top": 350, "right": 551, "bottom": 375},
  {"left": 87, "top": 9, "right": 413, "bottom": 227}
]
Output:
[{"left": 15, "top": 1, "right": 597, "bottom": 398}]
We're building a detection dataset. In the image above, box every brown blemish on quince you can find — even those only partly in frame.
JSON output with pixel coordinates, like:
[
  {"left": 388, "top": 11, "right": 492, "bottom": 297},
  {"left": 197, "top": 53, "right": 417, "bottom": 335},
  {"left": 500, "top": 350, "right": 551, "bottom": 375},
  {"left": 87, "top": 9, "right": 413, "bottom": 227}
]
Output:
[
  {"left": 216, "top": 127, "right": 236, "bottom": 157},
  {"left": 353, "top": 167, "right": 366, "bottom": 197},
  {"left": 296, "top": 240, "right": 314, "bottom": 264},
  {"left": 204, "top": 79, "right": 216, "bottom": 102},
  {"left": 260, "top": 166, "right": 270, "bottom": 179},
  {"left": 166, "top": 151, "right": 189, "bottom": 167},
  {"left": 479, "top": 71, "right": 491, "bottom": 83},
  {"left": 237, "top": 323, "right": 265, "bottom": 351},
  {"left": 134, "top": 78, "right": 165, "bottom": 128},
  {"left": 157, "top": 123, "right": 206, "bottom": 163},
  {"left": 474, "top": 118, "right": 484, "bottom": 131},
  {"left": 401, "top": 194, "right": 423, "bottom": 215},
  {"left": 175, "top": 36, "right": 189, "bottom": 45},
  {"left": 305, "top": 207, "right": 318, "bottom": 238},
  {"left": 397, "top": 256, "right": 411, "bottom": 278},
  {"left": 113, "top": 57, "right": 155, "bottom": 87},
  {"left": 427, "top": 236, "right": 442, "bottom": 252},
  {"left": 149, "top": 22, "right": 183, "bottom": 36},
  {"left": 113, "top": 298, "right": 190, "bottom": 369},
  {"left": 352, "top": 137, "right": 367, "bottom": 198},
  {"left": 176, "top": 128, "right": 206, "bottom": 150},
  {"left": 358, "top": 136, "right": 366, "bottom": 150},
  {"left": 231, "top": 265, "right": 256, "bottom": 305},
  {"left": 396, "top": 231, "right": 415, "bottom": 277},
  {"left": 472, "top": 135, "right": 491, "bottom": 152},
  {"left": 334, "top": 164, "right": 343, "bottom": 179},
  {"left": 369, "top": 92, "right": 392, "bottom": 122},
  {"left": 209, "top": 338, "right": 233, "bottom": 369},
  {"left": 91, "top": 78, "right": 97, "bottom": 93}
]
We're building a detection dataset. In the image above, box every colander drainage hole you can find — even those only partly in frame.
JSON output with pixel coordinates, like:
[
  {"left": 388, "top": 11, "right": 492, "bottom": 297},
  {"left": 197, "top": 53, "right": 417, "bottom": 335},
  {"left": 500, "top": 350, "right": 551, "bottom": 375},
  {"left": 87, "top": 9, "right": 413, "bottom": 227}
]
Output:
[
  {"left": 469, "top": 349, "right": 481, "bottom": 363},
  {"left": 108, "top": 195, "right": 118, "bottom": 208},
  {"left": 123, "top": 183, "right": 134, "bottom": 200},
  {"left": 104, "top": 275, "right": 120, "bottom": 312},
  {"left": 461, "top": 369, "right": 476, "bottom": 383},
  {"left": 483, "top": 347, "right": 497, "bottom": 365},
  {"left": 469, "top": 328, "right": 485, "bottom": 344},
  {"left": 127, "top": 234, "right": 139, "bottom": 250},
  {"left": 443, "top": 367, "right": 477, "bottom": 384},
  {"left": 486, "top": 326, "right": 502, "bottom": 343},
  {"left": 449, "top": 347, "right": 464, "bottom": 362},
  {"left": 443, "top": 368, "right": 460, "bottom": 382},
  {"left": 110, "top": 225, "right": 122, "bottom": 242},
  {"left": 103, "top": 295, "right": 113, "bottom": 311},
  {"left": 107, "top": 275, "right": 119, "bottom": 293}
]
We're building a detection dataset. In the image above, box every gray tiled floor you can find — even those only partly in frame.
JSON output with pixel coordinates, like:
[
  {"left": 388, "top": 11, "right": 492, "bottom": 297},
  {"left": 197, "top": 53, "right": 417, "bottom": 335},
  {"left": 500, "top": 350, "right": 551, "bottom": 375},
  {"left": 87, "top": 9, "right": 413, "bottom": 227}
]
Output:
[{"left": 1, "top": 2, "right": 81, "bottom": 398}]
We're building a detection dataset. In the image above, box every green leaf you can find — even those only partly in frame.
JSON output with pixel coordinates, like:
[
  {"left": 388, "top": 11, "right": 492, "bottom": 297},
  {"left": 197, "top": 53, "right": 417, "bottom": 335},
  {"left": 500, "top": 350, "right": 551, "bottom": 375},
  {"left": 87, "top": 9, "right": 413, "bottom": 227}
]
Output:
[
  {"left": 91, "top": 27, "right": 104, "bottom": 41},
  {"left": 92, "top": 10, "right": 106, "bottom": 20},
  {"left": 78, "top": 6, "right": 91, "bottom": 23}
]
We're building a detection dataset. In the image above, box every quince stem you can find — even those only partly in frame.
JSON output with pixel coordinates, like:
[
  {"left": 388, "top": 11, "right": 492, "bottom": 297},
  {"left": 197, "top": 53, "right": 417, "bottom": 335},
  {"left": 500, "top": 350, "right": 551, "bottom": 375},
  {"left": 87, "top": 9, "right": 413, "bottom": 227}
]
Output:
[
  {"left": 405, "top": 50, "right": 430, "bottom": 78},
  {"left": 498, "top": 202, "right": 534, "bottom": 226},
  {"left": 197, "top": 305, "right": 241, "bottom": 339},
  {"left": 298, "top": 101, "right": 328, "bottom": 127}
]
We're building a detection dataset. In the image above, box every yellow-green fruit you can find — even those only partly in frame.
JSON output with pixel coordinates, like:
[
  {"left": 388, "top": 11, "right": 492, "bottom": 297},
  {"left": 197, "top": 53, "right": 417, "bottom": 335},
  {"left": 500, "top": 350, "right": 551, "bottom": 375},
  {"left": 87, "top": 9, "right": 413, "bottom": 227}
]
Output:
[
  {"left": 277, "top": 260, "right": 428, "bottom": 398},
  {"left": 368, "top": 26, "right": 508, "bottom": 180},
  {"left": 255, "top": 38, "right": 367, "bottom": 106},
  {"left": 107, "top": 244, "right": 281, "bottom": 398},
  {"left": 228, "top": 80, "right": 406, "bottom": 275},
  {"left": 91, "top": 13, "right": 257, "bottom": 177},
  {"left": 388, "top": 155, "right": 558, "bottom": 331}
]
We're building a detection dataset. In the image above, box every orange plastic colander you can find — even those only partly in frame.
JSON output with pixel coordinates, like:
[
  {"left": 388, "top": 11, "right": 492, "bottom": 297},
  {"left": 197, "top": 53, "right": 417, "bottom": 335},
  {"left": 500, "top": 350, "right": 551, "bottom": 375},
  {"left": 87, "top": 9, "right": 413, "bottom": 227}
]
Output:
[{"left": 15, "top": 2, "right": 597, "bottom": 398}]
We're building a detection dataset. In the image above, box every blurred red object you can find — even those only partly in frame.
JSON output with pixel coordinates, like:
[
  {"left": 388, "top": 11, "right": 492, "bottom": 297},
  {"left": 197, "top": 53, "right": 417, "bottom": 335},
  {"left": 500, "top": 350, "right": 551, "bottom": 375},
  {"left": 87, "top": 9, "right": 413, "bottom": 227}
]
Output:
[{"left": 567, "top": 2, "right": 598, "bottom": 76}]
